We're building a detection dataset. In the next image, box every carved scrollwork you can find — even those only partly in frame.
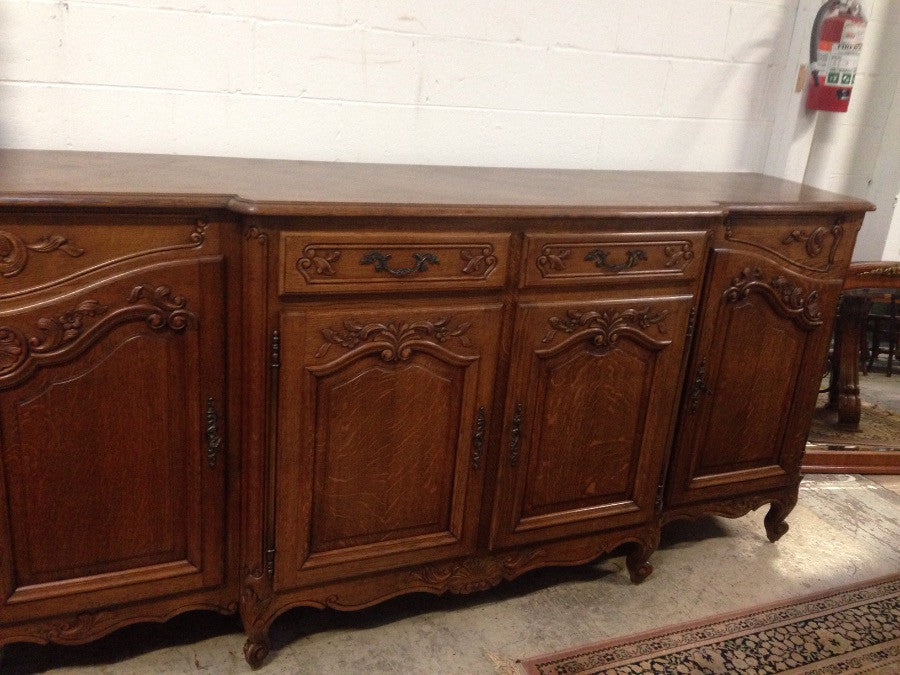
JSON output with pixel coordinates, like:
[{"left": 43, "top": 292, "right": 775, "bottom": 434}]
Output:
[
  {"left": 542, "top": 307, "right": 669, "bottom": 348},
  {"left": 296, "top": 247, "right": 341, "bottom": 277},
  {"left": 406, "top": 550, "right": 543, "bottom": 595},
  {"left": 724, "top": 217, "right": 844, "bottom": 273},
  {"left": 0, "top": 300, "right": 108, "bottom": 377},
  {"left": 536, "top": 247, "right": 571, "bottom": 275},
  {"left": 0, "top": 230, "right": 85, "bottom": 278},
  {"left": 663, "top": 242, "right": 695, "bottom": 268},
  {"left": 37, "top": 612, "right": 109, "bottom": 643},
  {"left": 783, "top": 226, "right": 829, "bottom": 257},
  {"left": 240, "top": 566, "right": 274, "bottom": 668},
  {"left": 128, "top": 285, "right": 193, "bottom": 332},
  {"left": 724, "top": 267, "right": 822, "bottom": 329},
  {"left": 460, "top": 247, "right": 498, "bottom": 276},
  {"left": 315, "top": 317, "right": 473, "bottom": 361},
  {"left": 0, "top": 284, "right": 196, "bottom": 383}
]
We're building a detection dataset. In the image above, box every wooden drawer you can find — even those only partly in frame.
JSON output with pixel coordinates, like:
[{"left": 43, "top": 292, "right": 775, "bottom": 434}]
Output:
[
  {"left": 0, "top": 214, "right": 216, "bottom": 301},
  {"left": 521, "top": 231, "right": 708, "bottom": 288},
  {"left": 721, "top": 213, "right": 854, "bottom": 279},
  {"left": 279, "top": 231, "right": 509, "bottom": 295}
]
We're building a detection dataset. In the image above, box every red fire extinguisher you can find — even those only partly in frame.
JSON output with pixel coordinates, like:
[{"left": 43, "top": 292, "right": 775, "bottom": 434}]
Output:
[{"left": 807, "top": 0, "right": 866, "bottom": 112}]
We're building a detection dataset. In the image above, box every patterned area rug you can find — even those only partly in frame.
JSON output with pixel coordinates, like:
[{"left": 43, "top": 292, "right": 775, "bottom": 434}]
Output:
[
  {"left": 519, "top": 574, "right": 900, "bottom": 675},
  {"left": 808, "top": 394, "right": 900, "bottom": 450}
]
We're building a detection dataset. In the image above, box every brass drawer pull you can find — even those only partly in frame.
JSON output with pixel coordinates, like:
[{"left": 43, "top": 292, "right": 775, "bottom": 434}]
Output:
[
  {"left": 584, "top": 249, "right": 648, "bottom": 272},
  {"left": 360, "top": 251, "right": 439, "bottom": 277}
]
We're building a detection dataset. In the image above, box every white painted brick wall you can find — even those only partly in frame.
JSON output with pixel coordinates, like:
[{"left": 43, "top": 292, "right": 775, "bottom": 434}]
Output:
[{"left": 0, "top": 0, "right": 799, "bottom": 171}]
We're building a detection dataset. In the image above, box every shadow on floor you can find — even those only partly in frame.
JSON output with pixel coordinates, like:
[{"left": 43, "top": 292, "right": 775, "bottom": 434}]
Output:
[{"left": 2, "top": 516, "right": 733, "bottom": 673}]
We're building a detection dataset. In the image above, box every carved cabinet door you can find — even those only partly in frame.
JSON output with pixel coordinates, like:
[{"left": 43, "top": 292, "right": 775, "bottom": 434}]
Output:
[
  {"left": 0, "top": 256, "right": 227, "bottom": 623},
  {"left": 489, "top": 293, "right": 695, "bottom": 550},
  {"left": 665, "top": 250, "right": 840, "bottom": 507},
  {"left": 274, "top": 302, "right": 501, "bottom": 590}
]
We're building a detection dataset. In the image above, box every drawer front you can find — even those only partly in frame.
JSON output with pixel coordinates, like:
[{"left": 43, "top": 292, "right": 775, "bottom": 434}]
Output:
[
  {"left": 279, "top": 231, "right": 509, "bottom": 295},
  {"left": 721, "top": 213, "right": 855, "bottom": 279},
  {"left": 521, "top": 231, "right": 709, "bottom": 288},
  {"left": 0, "top": 214, "right": 217, "bottom": 301}
]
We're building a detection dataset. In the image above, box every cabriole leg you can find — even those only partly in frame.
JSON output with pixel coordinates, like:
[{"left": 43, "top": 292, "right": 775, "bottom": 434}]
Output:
[
  {"left": 625, "top": 541, "right": 655, "bottom": 584},
  {"left": 243, "top": 631, "right": 271, "bottom": 669}
]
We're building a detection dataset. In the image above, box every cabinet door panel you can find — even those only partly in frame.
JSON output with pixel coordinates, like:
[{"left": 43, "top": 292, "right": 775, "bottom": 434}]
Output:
[
  {"left": 666, "top": 250, "right": 839, "bottom": 506},
  {"left": 0, "top": 257, "right": 226, "bottom": 618},
  {"left": 490, "top": 294, "right": 694, "bottom": 549},
  {"left": 275, "top": 303, "right": 501, "bottom": 590}
]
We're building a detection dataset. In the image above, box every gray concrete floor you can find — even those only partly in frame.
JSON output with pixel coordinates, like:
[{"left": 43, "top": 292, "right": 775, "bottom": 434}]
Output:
[
  {"left": 858, "top": 367, "right": 900, "bottom": 412},
  {"left": 2, "top": 474, "right": 898, "bottom": 674}
]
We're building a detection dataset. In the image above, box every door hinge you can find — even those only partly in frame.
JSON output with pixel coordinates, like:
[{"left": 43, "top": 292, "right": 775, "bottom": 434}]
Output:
[
  {"left": 655, "top": 478, "right": 665, "bottom": 513},
  {"left": 270, "top": 329, "right": 281, "bottom": 369},
  {"left": 265, "top": 547, "right": 276, "bottom": 577},
  {"left": 685, "top": 306, "right": 697, "bottom": 342}
]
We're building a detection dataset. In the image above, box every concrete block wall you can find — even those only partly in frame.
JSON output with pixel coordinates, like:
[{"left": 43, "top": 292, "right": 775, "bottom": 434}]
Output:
[
  {"left": 0, "top": 0, "right": 797, "bottom": 171},
  {"left": 802, "top": 0, "right": 900, "bottom": 260}
]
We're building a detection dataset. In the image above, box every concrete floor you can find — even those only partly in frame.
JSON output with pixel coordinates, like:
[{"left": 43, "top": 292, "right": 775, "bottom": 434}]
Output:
[
  {"left": 2, "top": 474, "right": 898, "bottom": 674},
  {"left": 858, "top": 368, "right": 900, "bottom": 412}
]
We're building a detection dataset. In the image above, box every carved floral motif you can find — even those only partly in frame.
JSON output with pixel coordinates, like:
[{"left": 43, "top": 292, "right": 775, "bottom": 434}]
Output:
[
  {"left": 460, "top": 247, "right": 498, "bottom": 276},
  {"left": 0, "top": 230, "right": 85, "bottom": 278},
  {"left": 542, "top": 307, "right": 669, "bottom": 347},
  {"left": 316, "top": 317, "right": 473, "bottom": 361},
  {"left": 663, "top": 242, "right": 695, "bottom": 268},
  {"left": 536, "top": 247, "right": 571, "bottom": 275},
  {"left": 0, "top": 285, "right": 195, "bottom": 381},
  {"left": 296, "top": 247, "right": 341, "bottom": 277},
  {"left": 0, "top": 300, "right": 108, "bottom": 377},
  {"left": 724, "top": 267, "right": 822, "bottom": 327},
  {"left": 30, "top": 300, "right": 109, "bottom": 353}
]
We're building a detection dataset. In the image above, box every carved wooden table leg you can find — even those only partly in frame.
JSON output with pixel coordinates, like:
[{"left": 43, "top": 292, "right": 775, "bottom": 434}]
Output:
[{"left": 833, "top": 295, "right": 872, "bottom": 429}]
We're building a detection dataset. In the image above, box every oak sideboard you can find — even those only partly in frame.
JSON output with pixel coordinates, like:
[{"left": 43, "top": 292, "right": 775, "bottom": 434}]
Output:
[{"left": 0, "top": 150, "right": 873, "bottom": 666}]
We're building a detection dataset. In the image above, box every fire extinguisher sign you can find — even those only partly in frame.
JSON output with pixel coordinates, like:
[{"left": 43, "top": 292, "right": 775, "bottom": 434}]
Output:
[
  {"left": 820, "top": 22, "right": 865, "bottom": 86},
  {"left": 807, "top": 1, "right": 867, "bottom": 113}
]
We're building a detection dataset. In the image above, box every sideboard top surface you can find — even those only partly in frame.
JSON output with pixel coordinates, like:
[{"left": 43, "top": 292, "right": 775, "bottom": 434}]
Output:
[{"left": 0, "top": 149, "right": 874, "bottom": 217}]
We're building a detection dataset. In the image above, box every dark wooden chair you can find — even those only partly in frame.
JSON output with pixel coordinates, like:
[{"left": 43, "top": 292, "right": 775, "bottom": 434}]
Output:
[
  {"left": 806, "top": 262, "right": 900, "bottom": 475},
  {"left": 864, "top": 293, "right": 897, "bottom": 376}
]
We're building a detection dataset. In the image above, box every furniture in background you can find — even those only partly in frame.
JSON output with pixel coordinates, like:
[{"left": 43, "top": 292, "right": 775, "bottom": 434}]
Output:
[
  {"left": 865, "top": 292, "right": 897, "bottom": 376},
  {"left": 805, "top": 262, "right": 900, "bottom": 475},
  {"left": 0, "top": 151, "right": 871, "bottom": 666}
]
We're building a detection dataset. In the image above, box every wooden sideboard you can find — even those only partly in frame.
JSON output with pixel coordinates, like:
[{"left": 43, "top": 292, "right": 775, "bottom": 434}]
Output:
[{"left": 0, "top": 150, "right": 873, "bottom": 666}]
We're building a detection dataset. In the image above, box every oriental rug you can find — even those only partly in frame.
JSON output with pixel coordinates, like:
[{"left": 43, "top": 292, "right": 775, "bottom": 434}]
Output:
[{"left": 519, "top": 573, "right": 900, "bottom": 674}]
